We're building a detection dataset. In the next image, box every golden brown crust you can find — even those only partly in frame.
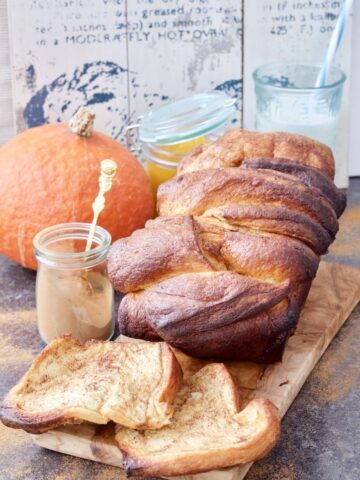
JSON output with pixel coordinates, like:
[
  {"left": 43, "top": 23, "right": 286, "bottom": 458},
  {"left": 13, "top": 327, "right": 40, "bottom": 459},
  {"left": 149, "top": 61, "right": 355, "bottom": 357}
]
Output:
[
  {"left": 178, "top": 128, "right": 335, "bottom": 179},
  {"left": 107, "top": 129, "right": 345, "bottom": 364},
  {"left": 121, "top": 403, "right": 280, "bottom": 477},
  {"left": 116, "top": 364, "right": 281, "bottom": 476},
  {"left": 157, "top": 168, "right": 338, "bottom": 238},
  {"left": 165, "top": 299, "right": 299, "bottom": 362},
  {"left": 118, "top": 293, "right": 161, "bottom": 341},
  {"left": 158, "top": 343, "right": 184, "bottom": 412},
  {"left": 221, "top": 230, "right": 319, "bottom": 283},
  {"left": 200, "top": 203, "right": 331, "bottom": 255},
  {"left": 120, "top": 293, "right": 298, "bottom": 363},
  {"left": 0, "top": 336, "right": 183, "bottom": 433},
  {"left": 115, "top": 224, "right": 319, "bottom": 362},
  {"left": 242, "top": 157, "right": 346, "bottom": 216},
  {"left": 0, "top": 404, "right": 82, "bottom": 435},
  {"left": 142, "top": 271, "right": 290, "bottom": 335},
  {"left": 108, "top": 216, "right": 216, "bottom": 293}
]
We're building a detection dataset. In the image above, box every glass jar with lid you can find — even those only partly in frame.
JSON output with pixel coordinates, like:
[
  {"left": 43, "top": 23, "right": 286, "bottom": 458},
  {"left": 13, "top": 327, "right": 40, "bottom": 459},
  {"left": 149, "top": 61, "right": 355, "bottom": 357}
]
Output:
[
  {"left": 33, "top": 222, "right": 114, "bottom": 344},
  {"left": 130, "top": 92, "right": 236, "bottom": 193}
]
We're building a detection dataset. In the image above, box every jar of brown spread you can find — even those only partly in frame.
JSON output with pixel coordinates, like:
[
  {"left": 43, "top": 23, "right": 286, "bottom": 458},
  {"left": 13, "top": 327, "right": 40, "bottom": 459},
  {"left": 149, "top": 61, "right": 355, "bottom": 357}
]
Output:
[{"left": 33, "top": 223, "right": 114, "bottom": 344}]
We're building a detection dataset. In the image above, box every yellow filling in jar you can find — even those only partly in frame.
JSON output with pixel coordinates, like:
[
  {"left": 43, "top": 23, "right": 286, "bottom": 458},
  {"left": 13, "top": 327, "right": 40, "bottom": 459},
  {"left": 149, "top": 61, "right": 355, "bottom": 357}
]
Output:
[{"left": 146, "top": 136, "right": 207, "bottom": 194}]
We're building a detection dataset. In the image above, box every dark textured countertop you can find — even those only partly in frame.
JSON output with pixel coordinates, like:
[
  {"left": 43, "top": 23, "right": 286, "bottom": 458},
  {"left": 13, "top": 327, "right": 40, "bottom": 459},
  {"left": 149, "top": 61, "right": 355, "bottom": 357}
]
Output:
[{"left": 0, "top": 178, "right": 359, "bottom": 480}]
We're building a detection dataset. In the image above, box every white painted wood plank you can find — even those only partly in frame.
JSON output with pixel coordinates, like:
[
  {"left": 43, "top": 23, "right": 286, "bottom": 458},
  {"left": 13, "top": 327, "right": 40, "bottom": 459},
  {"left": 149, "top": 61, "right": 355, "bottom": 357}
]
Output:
[
  {"left": 0, "top": 0, "right": 14, "bottom": 144},
  {"left": 349, "top": 0, "right": 360, "bottom": 176},
  {"left": 243, "top": 0, "right": 352, "bottom": 188},
  {"left": 6, "top": 0, "right": 129, "bottom": 141},
  {"left": 126, "top": 0, "right": 243, "bottom": 134},
  {"left": 2, "top": 0, "right": 358, "bottom": 179}
]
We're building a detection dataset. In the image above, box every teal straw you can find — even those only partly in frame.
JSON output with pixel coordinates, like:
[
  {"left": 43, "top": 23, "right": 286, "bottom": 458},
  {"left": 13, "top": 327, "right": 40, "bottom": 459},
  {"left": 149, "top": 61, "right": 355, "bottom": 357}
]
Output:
[{"left": 316, "top": 0, "right": 354, "bottom": 87}]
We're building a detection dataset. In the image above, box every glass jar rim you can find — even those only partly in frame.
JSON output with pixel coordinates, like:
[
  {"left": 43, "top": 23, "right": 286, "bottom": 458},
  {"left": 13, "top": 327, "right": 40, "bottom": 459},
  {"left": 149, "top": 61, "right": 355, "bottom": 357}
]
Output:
[
  {"left": 253, "top": 63, "right": 346, "bottom": 92},
  {"left": 33, "top": 222, "right": 111, "bottom": 268},
  {"left": 138, "top": 92, "right": 236, "bottom": 145}
]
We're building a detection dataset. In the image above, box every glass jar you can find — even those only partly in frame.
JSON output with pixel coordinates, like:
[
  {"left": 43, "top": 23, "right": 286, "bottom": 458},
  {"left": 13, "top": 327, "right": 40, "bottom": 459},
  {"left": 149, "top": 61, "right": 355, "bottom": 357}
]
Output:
[
  {"left": 253, "top": 63, "right": 346, "bottom": 187},
  {"left": 33, "top": 223, "right": 114, "bottom": 344},
  {"left": 131, "top": 92, "right": 236, "bottom": 193}
]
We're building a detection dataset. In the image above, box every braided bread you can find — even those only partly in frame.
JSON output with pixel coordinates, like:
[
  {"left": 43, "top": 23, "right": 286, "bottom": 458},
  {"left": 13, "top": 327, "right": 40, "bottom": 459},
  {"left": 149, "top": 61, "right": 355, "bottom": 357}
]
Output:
[{"left": 108, "top": 129, "right": 346, "bottom": 363}]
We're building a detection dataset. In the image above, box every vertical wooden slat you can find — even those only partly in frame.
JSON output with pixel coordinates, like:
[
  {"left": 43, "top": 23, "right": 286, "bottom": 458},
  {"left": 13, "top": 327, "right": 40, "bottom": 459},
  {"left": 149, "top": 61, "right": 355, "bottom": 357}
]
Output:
[
  {"left": 243, "top": 0, "right": 352, "bottom": 187},
  {"left": 0, "top": 0, "right": 14, "bottom": 144},
  {"left": 6, "top": 0, "right": 130, "bottom": 141},
  {"left": 349, "top": 0, "right": 360, "bottom": 175},
  {"left": 126, "top": 0, "right": 243, "bottom": 139}
]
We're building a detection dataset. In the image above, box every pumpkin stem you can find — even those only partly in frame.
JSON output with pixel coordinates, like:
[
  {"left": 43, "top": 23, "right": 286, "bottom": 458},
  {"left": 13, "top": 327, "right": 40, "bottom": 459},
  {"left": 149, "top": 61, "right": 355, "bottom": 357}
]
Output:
[{"left": 69, "top": 107, "right": 95, "bottom": 137}]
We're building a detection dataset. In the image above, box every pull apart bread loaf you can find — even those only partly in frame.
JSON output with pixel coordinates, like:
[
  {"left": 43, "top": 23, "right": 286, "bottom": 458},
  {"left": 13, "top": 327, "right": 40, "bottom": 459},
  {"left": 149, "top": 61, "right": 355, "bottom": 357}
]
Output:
[
  {"left": 108, "top": 129, "right": 346, "bottom": 362},
  {"left": 0, "top": 336, "right": 182, "bottom": 433},
  {"left": 116, "top": 363, "right": 280, "bottom": 476}
]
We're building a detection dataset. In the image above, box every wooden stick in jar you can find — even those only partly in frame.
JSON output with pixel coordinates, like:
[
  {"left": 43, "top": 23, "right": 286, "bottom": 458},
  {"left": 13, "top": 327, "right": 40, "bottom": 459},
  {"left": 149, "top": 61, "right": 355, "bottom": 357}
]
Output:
[{"left": 85, "top": 159, "right": 118, "bottom": 252}]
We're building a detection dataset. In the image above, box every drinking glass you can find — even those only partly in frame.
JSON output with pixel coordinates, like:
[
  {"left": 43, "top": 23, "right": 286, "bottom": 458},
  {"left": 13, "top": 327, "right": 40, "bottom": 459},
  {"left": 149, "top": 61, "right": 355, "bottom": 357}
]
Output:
[{"left": 253, "top": 63, "right": 346, "bottom": 187}]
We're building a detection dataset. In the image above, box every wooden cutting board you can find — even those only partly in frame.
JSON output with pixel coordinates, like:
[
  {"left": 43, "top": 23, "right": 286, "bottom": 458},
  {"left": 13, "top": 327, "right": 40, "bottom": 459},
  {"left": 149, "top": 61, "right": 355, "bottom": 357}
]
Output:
[{"left": 33, "top": 261, "right": 360, "bottom": 480}]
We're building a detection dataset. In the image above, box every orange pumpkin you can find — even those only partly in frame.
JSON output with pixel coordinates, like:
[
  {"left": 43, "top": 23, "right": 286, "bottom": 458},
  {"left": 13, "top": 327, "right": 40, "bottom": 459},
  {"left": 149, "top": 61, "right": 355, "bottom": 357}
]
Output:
[{"left": 0, "top": 108, "right": 154, "bottom": 270}]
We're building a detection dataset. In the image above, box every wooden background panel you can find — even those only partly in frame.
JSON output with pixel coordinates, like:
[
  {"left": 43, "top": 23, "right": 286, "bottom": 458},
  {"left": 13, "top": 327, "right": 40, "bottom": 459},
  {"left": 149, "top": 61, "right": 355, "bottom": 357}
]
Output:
[
  {"left": 349, "top": 1, "right": 360, "bottom": 176},
  {"left": 5, "top": 0, "right": 243, "bottom": 145},
  {"left": 126, "top": 0, "right": 243, "bottom": 134},
  {"left": 2, "top": 1, "right": 358, "bottom": 176},
  {"left": 0, "top": 0, "right": 13, "bottom": 144},
  {"left": 243, "top": 0, "right": 352, "bottom": 187},
  {"left": 7, "top": 0, "right": 130, "bottom": 141}
]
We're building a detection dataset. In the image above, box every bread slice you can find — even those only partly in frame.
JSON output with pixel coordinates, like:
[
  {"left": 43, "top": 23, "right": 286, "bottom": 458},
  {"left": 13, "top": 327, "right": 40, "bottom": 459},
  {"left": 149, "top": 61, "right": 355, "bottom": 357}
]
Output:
[
  {"left": 0, "top": 336, "right": 182, "bottom": 434},
  {"left": 115, "top": 363, "right": 280, "bottom": 476}
]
